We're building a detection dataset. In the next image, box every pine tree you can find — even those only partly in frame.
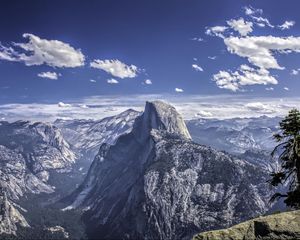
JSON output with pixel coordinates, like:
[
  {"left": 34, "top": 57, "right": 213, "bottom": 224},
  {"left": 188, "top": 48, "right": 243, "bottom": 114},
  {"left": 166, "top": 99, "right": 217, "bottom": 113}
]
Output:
[{"left": 270, "top": 108, "right": 300, "bottom": 208}]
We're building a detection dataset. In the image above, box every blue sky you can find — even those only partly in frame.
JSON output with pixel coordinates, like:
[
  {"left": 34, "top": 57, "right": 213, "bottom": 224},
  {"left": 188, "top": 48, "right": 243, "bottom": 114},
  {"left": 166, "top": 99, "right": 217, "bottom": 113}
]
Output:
[{"left": 1, "top": 0, "right": 300, "bottom": 120}]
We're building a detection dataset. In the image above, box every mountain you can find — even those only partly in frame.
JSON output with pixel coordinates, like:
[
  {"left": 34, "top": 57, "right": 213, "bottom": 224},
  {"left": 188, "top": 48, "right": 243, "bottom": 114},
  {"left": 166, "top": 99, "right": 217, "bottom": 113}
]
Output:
[
  {"left": 64, "top": 101, "right": 273, "bottom": 240},
  {"left": 0, "top": 121, "right": 77, "bottom": 235},
  {"left": 193, "top": 210, "right": 300, "bottom": 240},
  {"left": 0, "top": 121, "right": 76, "bottom": 177},
  {"left": 54, "top": 109, "right": 140, "bottom": 160},
  {"left": 186, "top": 116, "right": 280, "bottom": 154},
  {"left": 0, "top": 185, "right": 29, "bottom": 235}
]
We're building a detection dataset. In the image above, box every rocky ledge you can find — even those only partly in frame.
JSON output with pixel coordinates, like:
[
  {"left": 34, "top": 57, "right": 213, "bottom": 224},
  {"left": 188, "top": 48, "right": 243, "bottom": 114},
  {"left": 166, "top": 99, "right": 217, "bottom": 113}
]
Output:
[{"left": 193, "top": 210, "right": 300, "bottom": 240}]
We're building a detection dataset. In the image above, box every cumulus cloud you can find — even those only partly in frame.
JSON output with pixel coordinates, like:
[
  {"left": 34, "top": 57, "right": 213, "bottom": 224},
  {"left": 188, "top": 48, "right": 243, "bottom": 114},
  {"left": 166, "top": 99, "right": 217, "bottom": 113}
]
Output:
[
  {"left": 213, "top": 65, "right": 278, "bottom": 92},
  {"left": 90, "top": 59, "right": 139, "bottom": 79},
  {"left": 192, "top": 64, "right": 203, "bottom": 72},
  {"left": 227, "top": 18, "right": 253, "bottom": 36},
  {"left": 278, "top": 21, "right": 295, "bottom": 30},
  {"left": 0, "top": 33, "right": 85, "bottom": 68},
  {"left": 58, "top": 102, "right": 72, "bottom": 108},
  {"left": 224, "top": 36, "right": 300, "bottom": 70},
  {"left": 144, "top": 79, "right": 152, "bottom": 85},
  {"left": 37, "top": 71, "right": 60, "bottom": 80},
  {"left": 205, "top": 26, "right": 228, "bottom": 38},
  {"left": 206, "top": 7, "right": 300, "bottom": 91},
  {"left": 175, "top": 88, "right": 184, "bottom": 92},
  {"left": 107, "top": 78, "right": 119, "bottom": 84}
]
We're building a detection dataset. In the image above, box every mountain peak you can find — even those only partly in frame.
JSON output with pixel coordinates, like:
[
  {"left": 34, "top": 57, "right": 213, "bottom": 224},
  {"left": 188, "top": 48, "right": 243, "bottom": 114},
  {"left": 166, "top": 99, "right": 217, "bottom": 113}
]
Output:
[{"left": 141, "top": 100, "right": 191, "bottom": 140}]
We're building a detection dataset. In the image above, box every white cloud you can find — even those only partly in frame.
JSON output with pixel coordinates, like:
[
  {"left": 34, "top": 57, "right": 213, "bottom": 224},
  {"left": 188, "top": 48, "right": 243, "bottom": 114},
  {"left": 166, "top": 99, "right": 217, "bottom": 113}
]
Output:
[
  {"left": 144, "top": 79, "right": 152, "bottom": 85},
  {"left": 284, "top": 87, "right": 289, "bottom": 91},
  {"left": 213, "top": 65, "right": 278, "bottom": 92},
  {"left": 90, "top": 79, "right": 96, "bottom": 83},
  {"left": 107, "top": 78, "right": 119, "bottom": 84},
  {"left": 192, "top": 64, "right": 203, "bottom": 72},
  {"left": 205, "top": 26, "right": 228, "bottom": 38},
  {"left": 251, "top": 16, "right": 274, "bottom": 28},
  {"left": 213, "top": 70, "right": 239, "bottom": 92},
  {"left": 265, "top": 87, "right": 274, "bottom": 91},
  {"left": 175, "top": 88, "right": 184, "bottom": 92},
  {"left": 291, "top": 69, "right": 299, "bottom": 75},
  {"left": 278, "top": 21, "right": 295, "bottom": 30},
  {"left": 0, "top": 33, "right": 85, "bottom": 67},
  {"left": 245, "top": 102, "right": 276, "bottom": 114},
  {"left": 243, "top": 6, "right": 273, "bottom": 28},
  {"left": 79, "top": 104, "right": 89, "bottom": 109},
  {"left": 191, "top": 37, "right": 203, "bottom": 42},
  {"left": 58, "top": 102, "right": 72, "bottom": 108},
  {"left": 227, "top": 18, "right": 253, "bottom": 36},
  {"left": 37, "top": 71, "right": 60, "bottom": 80},
  {"left": 208, "top": 56, "right": 217, "bottom": 60},
  {"left": 90, "top": 59, "right": 139, "bottom": 79},
  {"left": 224, "top": 36, "right": 300, "bottom": 70},
  {"left": 244, "top": 6, "right": 263, "bottom": 16},
  {"left": 195, "top": 110, "right": 213, "bottom": 118}
]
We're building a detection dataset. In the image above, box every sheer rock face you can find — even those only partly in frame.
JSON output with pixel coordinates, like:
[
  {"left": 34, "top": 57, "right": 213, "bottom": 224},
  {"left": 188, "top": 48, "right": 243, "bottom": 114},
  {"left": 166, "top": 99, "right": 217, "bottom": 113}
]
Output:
[
  {"left": 66, "top": 101, "right": 272, "bottom": 240},
  {"left": 193, "top": 210, "right": 300, "bottom": 240},
  {"left": 0, "top": 186, "right": 29, "bottom": 235},
  {"left": 54, "top": 109, "right": 140, "bottom": 160},
  {"left": 140, "top": 101, "right": 191, "bottom": 140}
]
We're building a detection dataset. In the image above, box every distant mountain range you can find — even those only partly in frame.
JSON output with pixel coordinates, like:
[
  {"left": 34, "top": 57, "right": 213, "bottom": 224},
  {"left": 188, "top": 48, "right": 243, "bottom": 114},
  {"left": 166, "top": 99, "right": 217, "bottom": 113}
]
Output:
[{"left": 186, "top": 116, "right": 281, "bottom": 154}]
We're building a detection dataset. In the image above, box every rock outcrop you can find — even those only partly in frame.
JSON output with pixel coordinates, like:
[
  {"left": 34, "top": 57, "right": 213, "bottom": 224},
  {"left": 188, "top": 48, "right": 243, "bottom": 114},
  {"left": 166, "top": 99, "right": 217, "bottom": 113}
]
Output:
[{"left": 193, "top": 210, "right": 300, "bottom": 240}]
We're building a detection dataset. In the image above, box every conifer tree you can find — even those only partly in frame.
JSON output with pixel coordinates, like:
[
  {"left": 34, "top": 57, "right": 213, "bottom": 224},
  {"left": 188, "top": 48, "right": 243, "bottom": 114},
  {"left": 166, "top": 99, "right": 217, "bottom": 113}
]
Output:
[{"left": 270, "top": 108, "right": 300, "bottom": 208}]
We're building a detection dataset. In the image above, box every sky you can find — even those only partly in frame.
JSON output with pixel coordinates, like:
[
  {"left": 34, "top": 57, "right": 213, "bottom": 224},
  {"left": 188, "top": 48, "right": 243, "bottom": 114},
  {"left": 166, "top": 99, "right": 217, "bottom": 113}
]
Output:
[{"left": 1, "top": 0, "right": 300, "bottom": 120}]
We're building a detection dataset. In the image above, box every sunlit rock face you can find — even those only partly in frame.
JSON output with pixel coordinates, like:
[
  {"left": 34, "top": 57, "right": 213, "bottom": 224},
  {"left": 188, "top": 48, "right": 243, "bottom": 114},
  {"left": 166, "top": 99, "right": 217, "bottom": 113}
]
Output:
[
  {"left": 65, "top": 101, "right": 272, "bottom": 240},
  {"left": 54, "top": 109, "right": 140, "bottom": 160}
]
